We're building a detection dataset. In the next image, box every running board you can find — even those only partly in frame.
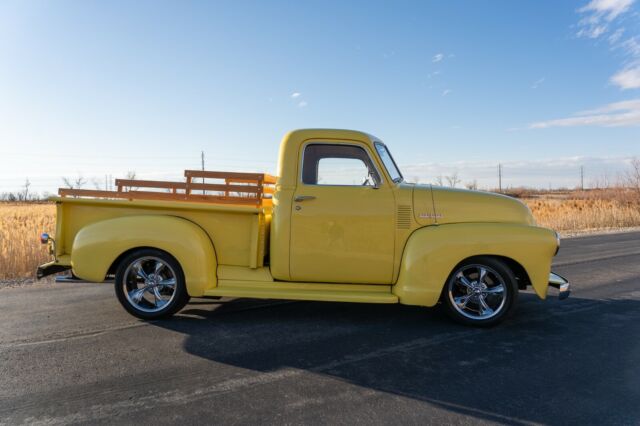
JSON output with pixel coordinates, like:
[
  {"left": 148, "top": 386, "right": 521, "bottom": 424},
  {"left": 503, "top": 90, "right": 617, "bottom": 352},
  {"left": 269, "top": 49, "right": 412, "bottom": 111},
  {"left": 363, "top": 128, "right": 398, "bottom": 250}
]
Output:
[{"left": 203, "top": 280, "right": 398, "bottom": 304}]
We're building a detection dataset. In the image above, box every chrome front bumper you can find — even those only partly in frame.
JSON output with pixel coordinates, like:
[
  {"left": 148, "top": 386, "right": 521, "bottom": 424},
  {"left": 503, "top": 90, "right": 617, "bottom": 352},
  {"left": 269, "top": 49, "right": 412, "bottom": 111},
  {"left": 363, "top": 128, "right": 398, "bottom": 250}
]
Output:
[{"left": 549, "top": 272, "right": 571, "bottom": 300}]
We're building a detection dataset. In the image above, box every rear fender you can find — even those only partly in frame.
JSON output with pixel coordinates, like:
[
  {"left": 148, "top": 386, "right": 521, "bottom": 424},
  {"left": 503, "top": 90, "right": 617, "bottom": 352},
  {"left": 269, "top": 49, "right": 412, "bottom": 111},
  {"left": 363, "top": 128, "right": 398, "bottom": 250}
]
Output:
[
  {"left": 393, "top": 223, "right": 557, "bottom": 307},
  {"left": 71, "top": 215, "right": 217, "bottom": 296}
]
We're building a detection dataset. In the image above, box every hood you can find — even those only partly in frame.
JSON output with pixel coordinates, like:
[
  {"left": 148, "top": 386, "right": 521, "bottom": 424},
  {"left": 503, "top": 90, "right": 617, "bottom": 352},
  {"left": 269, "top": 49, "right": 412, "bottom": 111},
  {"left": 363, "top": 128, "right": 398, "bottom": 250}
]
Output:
[{"left": 412, "top": 184, "right": 535, "bottom": 226}]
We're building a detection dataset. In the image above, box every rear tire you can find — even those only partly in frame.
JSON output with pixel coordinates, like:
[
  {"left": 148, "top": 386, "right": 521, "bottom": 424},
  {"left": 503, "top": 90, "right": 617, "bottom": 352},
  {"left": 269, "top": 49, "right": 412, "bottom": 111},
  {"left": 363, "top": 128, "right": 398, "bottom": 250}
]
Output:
[
  {"left": 114, "top": 249, "right": 190, "bottom": 320},
  {"left": 441, "top": 256, "right": 518, "bottom": 327}
]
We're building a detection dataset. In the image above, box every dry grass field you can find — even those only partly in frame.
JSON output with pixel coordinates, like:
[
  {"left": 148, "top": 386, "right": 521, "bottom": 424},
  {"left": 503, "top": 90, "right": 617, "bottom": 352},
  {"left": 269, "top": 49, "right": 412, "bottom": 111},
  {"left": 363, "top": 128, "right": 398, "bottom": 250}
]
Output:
[
  {"left": 0, "top": 203, "right": 56, "bottom": 280},
  {"left": 522, "top": 188, "right": 640, "bottom": 233},
  {"left": 1, "top": 188, "right": 639, "bottom": 279}
]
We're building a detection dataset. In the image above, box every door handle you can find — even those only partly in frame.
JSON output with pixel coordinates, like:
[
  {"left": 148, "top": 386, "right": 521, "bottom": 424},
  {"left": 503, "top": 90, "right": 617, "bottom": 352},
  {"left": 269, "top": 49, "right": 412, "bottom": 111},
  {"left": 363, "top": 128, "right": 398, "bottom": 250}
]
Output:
[{"left": 294, "top": 195, "right": 316, "bottom": 202}]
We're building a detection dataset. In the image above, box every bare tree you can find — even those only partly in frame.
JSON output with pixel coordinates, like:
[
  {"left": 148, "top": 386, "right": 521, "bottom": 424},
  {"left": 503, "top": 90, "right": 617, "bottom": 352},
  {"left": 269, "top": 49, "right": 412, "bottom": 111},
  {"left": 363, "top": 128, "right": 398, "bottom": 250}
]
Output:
[
  {"left": 626, "top": 157, "right": 640, "bottom": 196},
  {"left": 465, "top": 180, "right": 478, "bottom": 190},
  {"left": 61, "top": 177, "right": 73, "bottom": 189},
  {"left": 445, "top": 172, "right": 461, "bottom": 188},
  {"left": 62, "top": 175, "right": 87, "bottom": 189},
  {"left": 124, "top": 170, "right": 138, "bottom": 191},
  {"left": 434, "top": 175, "right": 444, "bottom": 186},
  {"left": 20, "top": 178, "right": 31, "bottom": 201}
]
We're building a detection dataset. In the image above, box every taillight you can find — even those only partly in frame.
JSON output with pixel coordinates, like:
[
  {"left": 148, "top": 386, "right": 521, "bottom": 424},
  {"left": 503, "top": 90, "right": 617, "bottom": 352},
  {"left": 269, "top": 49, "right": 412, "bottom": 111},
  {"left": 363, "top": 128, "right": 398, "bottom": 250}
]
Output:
[{"left": 40, "top": 233, "right": 50, "bottom": 244}]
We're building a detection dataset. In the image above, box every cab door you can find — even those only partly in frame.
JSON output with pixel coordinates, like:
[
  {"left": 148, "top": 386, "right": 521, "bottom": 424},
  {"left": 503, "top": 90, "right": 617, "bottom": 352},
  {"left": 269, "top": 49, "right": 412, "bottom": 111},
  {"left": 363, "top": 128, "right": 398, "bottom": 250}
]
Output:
[{"left": 289, "top": 142, "right": 395, "bottom": 284}]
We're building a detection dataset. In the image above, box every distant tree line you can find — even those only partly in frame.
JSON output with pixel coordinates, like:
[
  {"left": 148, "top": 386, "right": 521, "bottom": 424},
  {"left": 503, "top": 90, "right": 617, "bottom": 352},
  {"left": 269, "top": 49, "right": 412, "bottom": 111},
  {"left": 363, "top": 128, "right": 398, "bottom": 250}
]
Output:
[{"left": 1, "top": 172, "right": 137, "bottom": 202}]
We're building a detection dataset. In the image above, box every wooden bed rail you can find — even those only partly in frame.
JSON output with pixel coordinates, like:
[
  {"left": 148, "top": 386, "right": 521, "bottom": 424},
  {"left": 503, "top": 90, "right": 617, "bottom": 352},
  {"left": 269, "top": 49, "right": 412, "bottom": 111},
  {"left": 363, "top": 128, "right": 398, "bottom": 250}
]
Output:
[{"left": 58, "top": 171, "right": 277, "bottom": 207}]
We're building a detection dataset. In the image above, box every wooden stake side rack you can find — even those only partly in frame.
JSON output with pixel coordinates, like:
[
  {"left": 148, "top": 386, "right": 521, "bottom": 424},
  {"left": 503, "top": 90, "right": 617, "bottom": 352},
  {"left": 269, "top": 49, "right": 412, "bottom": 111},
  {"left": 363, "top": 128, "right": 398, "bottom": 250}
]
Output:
[{"left": 58, "top": 170, "right": 277, "bottom": 207}]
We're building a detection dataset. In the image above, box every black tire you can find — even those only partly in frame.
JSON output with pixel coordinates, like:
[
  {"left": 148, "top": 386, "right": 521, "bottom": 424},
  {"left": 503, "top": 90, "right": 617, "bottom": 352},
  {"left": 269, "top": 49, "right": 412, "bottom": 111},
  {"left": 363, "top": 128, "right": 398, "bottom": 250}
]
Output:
[
  {"left": 441, "top": 256, "right": 518, "bottom": 327},
  {"left": 114, "top": 248, "right": 190, "bottom": 320}
]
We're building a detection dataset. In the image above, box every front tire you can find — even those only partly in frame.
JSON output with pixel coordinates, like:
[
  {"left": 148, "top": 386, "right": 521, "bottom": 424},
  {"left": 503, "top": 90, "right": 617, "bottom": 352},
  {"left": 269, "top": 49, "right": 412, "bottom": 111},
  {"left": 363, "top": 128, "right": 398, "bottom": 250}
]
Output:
[
  {"left": 442, "top": 256, "right": 518, "bottom": 327},
  {"left": 114, "top": 249, "right": 190, "bottom": 320}
]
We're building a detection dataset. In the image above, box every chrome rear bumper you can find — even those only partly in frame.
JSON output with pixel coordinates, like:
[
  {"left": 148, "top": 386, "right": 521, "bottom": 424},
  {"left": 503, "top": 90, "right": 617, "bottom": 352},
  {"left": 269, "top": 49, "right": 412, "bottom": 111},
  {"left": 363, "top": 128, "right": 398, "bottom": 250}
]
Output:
[{"left": 549, "top": 272, "right": 571, "bottom": 300}]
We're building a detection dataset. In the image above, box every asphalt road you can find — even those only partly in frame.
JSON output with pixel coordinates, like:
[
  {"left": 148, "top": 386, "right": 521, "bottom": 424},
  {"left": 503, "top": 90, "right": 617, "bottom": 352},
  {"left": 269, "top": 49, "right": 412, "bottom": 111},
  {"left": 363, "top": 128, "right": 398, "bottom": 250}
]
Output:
[{"left": 1, "top": 232, "right": 639, "bottom": 425}]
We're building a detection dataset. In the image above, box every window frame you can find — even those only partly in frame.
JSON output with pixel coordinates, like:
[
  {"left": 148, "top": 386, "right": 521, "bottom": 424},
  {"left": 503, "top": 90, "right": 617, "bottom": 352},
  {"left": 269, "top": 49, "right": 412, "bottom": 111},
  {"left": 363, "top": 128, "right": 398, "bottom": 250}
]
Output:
[
  {"left": 299, "top": 141, "right": 385, "bottom": 187},
  {"left": 373, "top": 141, "right": 403, "bottom": 184}
]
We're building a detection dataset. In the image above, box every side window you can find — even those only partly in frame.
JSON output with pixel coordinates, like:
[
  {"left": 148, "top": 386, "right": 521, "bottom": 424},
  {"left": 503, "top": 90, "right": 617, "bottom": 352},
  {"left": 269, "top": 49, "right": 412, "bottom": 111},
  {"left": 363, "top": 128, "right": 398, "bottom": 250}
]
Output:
[{"left": 302, "top": 144, "right": 381, "bottom": 186}]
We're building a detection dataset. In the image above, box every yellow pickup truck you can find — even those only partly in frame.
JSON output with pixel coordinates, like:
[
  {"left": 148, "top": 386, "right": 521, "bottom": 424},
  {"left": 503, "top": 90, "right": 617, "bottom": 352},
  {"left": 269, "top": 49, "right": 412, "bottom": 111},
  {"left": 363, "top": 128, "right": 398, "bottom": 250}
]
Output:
[{"left": 37, "top": 129, "right": 569, "bottom": 326}]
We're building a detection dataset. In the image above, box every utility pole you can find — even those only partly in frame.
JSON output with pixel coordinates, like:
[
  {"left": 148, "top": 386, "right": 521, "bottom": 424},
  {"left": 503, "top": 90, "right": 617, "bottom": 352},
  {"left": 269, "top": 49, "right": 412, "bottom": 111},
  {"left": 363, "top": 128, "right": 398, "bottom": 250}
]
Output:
[
  {"left": 201, "top": 151, "right": 205, "bottom": 195},
  {"left": 498, "top": 163, "right": 502, "bottom": 193},
  {"left": 580, "top": 165, "right": 584, "bottom": 191}
]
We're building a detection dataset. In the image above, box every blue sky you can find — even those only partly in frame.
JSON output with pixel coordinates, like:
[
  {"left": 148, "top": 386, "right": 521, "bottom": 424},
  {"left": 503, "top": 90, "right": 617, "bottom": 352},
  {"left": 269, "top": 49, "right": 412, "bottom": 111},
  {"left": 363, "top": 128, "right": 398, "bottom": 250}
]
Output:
[{"left": 1, "top": 0, "right": 639, "bottom": 193}]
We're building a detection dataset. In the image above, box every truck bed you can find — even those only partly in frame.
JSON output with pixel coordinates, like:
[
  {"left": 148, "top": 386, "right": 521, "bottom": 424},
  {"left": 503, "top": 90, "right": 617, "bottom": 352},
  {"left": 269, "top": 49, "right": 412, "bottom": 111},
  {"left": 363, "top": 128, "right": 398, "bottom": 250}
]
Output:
[{"left": 52, "top": 170, "right": 276, "bottom": 269}]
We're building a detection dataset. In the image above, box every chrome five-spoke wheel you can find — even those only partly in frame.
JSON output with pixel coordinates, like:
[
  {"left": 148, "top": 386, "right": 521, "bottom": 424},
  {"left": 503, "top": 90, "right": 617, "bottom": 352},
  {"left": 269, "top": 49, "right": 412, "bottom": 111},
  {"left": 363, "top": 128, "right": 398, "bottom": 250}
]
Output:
[
  {"left": 123, "top": 256, "right": 177, "bottom": 313},
  {"left": 115, "top": 249, "right": 190, "bottom": 320},
  {"left": 443, "top": 257, "right": 517, "bottom": 326}
]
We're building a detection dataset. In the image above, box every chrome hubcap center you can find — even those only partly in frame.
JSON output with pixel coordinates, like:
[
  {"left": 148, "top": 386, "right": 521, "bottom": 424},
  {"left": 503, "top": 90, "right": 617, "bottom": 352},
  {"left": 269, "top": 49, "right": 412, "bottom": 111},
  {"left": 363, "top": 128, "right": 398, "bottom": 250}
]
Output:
[{"left": 468, "top": 281, "right": 487, "bottom": 295}]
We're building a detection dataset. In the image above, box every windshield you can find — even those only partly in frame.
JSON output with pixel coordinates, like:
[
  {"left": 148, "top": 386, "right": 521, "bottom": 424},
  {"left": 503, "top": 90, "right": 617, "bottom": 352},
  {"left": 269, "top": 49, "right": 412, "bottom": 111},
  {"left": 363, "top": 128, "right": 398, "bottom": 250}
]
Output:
[{"left": 374, "top": 142, "right": 403, "bottom": 183}]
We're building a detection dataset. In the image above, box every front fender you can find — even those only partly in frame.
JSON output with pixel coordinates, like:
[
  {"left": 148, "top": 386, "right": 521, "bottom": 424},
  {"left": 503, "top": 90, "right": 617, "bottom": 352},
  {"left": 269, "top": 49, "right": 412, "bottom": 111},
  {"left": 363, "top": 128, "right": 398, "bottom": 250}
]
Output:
[
  {"left": 71, "top": 215, "right": 217, "bottom": 296},
  {"left": 393, "top": 223, "right": 557, "bottom": 307}
]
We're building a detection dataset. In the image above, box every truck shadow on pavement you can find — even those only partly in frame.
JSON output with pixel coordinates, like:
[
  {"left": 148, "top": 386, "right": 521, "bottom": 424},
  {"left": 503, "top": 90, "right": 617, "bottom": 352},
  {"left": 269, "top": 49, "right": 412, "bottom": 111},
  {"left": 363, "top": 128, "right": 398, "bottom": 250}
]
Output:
[{"left": 153, "top": 293, "right": 640, "bottom": 424}]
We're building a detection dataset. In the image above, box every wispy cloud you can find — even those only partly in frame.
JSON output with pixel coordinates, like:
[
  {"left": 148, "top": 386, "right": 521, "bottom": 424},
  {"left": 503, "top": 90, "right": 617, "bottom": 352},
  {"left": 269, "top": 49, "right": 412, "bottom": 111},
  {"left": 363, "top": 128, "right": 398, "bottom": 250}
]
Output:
[
  {"left": 290, "top": 92, "right": 308, "bottom": 107},
  {"left": 530, "top": 99, "right": 640, "bottom": 128},
  {"left": 576, "top": 0, "right": 635, "bottom": 38},
  {"left": 611, "top": 67, "right": 640, "bottom": 89},
  {"left": 609, "top": 27, "right": 625, "bottom": 43},
  {"left": 442, "top": 89, "right": 452, "bottom": 96},
  {"left": 531, "top": 77, "right": 545, "bottom": 89},
  {"left": 432, "top": 53, "right": 444, "bottom": 63},
  {"left": 576, "top": 0, "right": 640, "bottom": 89}
]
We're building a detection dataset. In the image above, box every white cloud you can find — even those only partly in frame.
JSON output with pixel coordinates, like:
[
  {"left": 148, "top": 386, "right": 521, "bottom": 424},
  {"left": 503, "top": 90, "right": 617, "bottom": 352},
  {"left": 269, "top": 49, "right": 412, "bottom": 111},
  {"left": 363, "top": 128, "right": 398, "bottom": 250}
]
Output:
[
  {"left": 575, "top": 0, "right": 640, "bottom": 90},
  {"left": 609, "top": 27, "right": 625, "bottom": 43},
  {"left": 530, "top": 98, "right": 640, "bottom": 128},
  {"left": 621, "top": 36, "right": 640, "bottom": 56},
  {"left": 581, "top": 0, "right": 634, "bottom": 21},
  {"left": 531, "top": 77, "right": 545, "bottom": 89},
  {"left": 442, "top": 89, "right": 452, "bottom": 96},
  {"left": 291, "top": 92, "right": 301, "bottom": 98},
  {"left": 611, "top": 66, "right": 640, "bottom": 89},
  {"left": 576, "top": 0, "right": 635, "bottom": 38},
  {"left": 432, "top": 53, "right": 444, "bottom": 63},
  {"left": 297, "top": 101, "right": 308, "bottom": 108},
  {"left": 578, "top": 25, "right": 607, "bottom": 38}
]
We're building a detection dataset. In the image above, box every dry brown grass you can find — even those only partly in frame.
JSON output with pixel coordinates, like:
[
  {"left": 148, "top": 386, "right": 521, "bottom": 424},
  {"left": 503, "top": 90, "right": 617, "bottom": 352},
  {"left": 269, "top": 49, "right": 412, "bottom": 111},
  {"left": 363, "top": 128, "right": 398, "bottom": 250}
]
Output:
[
  {"left": 0, "top": 203, "right": 56, "bottom": 279},
  {"left": 523, "top": 188, "right": 640, "bottom": 233}
]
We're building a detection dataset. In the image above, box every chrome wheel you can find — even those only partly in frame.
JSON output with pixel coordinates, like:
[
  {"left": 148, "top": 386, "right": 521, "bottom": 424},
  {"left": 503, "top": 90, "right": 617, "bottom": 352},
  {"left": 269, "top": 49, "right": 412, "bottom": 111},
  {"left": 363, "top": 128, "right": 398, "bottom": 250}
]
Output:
[
  {"left": 447, "top": 264, "right": 507, "bottom": 321},
  {"left": 122, "top": 256, "right": 177, "bottom": 314}
]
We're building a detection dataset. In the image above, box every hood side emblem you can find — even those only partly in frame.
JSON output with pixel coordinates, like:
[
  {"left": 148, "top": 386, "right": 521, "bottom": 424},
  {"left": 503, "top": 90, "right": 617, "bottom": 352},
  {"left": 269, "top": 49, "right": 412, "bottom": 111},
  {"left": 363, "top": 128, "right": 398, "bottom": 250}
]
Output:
[{"left": 419, "top": 213, "right": 443, "bottom": 219}]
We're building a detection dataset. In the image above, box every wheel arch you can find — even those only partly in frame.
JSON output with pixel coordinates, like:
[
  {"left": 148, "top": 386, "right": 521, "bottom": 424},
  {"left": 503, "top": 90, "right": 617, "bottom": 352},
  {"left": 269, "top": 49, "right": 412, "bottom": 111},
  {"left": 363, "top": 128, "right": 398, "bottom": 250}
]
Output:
[
  {"left": 392, "top": 223, "right": 556, "bottom": 307},
  {"left": 446, "top": 254, "right": 532, "bottom": 291},
  {"left": 70, "top": 215, "right": 217, "bottom": 296}
]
